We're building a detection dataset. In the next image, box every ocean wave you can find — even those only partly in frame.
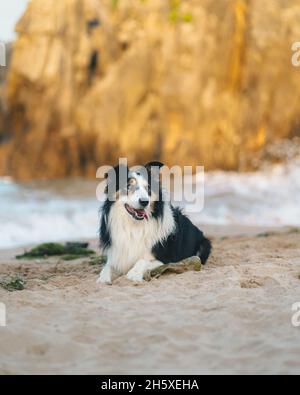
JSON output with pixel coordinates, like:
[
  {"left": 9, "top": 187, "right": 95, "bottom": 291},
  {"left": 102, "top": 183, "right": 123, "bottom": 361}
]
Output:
[
  {"left": 0, "top": 180, "right": 99, "bottom": 249},
  {"left": 199, "top": 157, "right": 300, "bottom": 226},
  {"left": 1, "top": 158, "right": 300, "bottom": 249}
]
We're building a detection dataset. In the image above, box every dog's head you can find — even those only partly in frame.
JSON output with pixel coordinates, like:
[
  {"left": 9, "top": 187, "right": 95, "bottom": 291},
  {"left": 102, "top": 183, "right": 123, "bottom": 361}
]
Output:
[{"left": 104, "top": 161, "right": 164, "bottom": 221}]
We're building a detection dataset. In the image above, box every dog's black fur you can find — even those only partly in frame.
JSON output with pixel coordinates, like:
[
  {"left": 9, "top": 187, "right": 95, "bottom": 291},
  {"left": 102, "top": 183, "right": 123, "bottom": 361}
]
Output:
[{"left": 152, "top": 205, "right": 212, "bottom": 264}]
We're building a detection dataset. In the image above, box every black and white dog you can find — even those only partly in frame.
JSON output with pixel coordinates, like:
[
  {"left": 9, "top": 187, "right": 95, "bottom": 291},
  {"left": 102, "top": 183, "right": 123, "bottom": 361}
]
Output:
[{"left": 98, "top": 162, "right": 211, "bottom": 284}]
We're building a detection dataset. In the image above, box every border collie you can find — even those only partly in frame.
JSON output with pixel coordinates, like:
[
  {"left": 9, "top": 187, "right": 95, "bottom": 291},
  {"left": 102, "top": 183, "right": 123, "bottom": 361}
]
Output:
[{"left": 97, "top": 162, "right": 211, "bottom": 284}]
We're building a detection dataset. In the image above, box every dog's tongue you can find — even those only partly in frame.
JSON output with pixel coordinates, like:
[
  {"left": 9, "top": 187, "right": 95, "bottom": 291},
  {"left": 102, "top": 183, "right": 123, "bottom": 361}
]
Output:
[{"left": 136, "top": 209, "right": 148, "bottom": 220}]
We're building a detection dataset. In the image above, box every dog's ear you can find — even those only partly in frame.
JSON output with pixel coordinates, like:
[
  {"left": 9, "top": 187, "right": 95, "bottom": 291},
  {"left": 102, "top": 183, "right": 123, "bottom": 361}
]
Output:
[{"left": 144, "top": 161, "right": 164, "bottom": 172}]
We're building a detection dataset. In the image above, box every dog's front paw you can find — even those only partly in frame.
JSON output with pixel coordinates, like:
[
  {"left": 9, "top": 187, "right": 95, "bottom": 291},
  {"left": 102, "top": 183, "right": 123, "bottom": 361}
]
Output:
[
  {"left": 126, "top": 268, "right": 144, "bottom": 282},
  {"left": 97, "top": 266, "right": 112, "bottom": 285}
]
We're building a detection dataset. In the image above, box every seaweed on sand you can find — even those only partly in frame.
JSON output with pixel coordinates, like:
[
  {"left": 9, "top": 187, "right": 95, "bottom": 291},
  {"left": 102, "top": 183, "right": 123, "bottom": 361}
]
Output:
[
  {"left": 89, "top": 255, "right": 107, "bottom": 266},
  {"left": 0, "top": 276, "right": 26, "bottom": 292},
  {"left": 16, "top": 242, "right": 95, "bottom": 260}
]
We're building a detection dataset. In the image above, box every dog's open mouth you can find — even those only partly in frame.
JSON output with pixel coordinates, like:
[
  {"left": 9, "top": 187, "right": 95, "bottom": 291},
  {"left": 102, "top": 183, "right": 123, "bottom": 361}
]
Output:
[{"left": 125, "top": 204, "right": 149, "bottom": 221}]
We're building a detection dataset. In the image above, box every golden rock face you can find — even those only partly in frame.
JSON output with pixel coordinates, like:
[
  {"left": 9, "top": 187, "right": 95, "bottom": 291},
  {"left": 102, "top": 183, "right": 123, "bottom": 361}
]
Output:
[{"left": 1, "top": 0, "right": 300, "bottom": 179}]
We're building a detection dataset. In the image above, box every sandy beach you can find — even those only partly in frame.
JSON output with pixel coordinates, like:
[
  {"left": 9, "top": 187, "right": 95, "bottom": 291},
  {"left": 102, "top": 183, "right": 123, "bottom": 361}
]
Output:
[
  {"left": 1, "top": 0, "right": 300, "bottom": 378},
  {"left": 0, "top": 225, "right": 299, "bottom": 375}
]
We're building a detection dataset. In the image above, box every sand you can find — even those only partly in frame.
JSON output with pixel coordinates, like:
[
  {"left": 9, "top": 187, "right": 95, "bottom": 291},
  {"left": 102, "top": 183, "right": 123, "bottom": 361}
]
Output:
[{"left": 0, "top": 226, "right": 300, "bottom": 375}]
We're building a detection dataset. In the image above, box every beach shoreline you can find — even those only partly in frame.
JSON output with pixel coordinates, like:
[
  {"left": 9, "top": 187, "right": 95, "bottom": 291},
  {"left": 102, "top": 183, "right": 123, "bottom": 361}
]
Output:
[{"left": 0, "top": 225, "right": 300, "bottom": 374}]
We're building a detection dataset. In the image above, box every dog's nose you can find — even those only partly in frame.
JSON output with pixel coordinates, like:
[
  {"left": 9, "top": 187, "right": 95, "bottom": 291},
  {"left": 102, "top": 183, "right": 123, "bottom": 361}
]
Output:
[{"left": 139, "top": 198, "right": 149, "bottom": 208}]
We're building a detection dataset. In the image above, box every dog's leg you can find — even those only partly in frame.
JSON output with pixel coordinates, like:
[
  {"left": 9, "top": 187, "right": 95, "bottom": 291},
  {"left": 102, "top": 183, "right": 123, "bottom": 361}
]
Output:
[
  {"left": 126, "top": 259, "right": 162, "bottom": 282},
  {"left": 97, "top": 264, "right": 112, "bottom": 284},
  {"left": 97, "top": 263, "right": 119, "bottom": 285}
]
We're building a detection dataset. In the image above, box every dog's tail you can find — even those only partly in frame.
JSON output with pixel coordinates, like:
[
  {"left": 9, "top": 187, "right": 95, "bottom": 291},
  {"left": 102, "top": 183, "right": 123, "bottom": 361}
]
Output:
[{"left": 197, "top": 236, "right": 212, "bottom": 265}]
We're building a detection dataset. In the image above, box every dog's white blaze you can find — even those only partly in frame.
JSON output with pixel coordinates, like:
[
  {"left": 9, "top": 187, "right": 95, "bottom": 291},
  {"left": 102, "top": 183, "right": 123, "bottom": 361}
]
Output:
[
  {"left": 126, "top": 172, "right": 150, "bottom": 209},
  {"left": 106, "top": 200, "right": 175, "bottom": 275}
]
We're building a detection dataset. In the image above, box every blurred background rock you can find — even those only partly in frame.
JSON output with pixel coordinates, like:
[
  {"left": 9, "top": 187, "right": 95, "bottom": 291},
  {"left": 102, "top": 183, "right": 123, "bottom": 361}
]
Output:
[{"left": 0, "top": 0, "right": 300, "bottom": 180}]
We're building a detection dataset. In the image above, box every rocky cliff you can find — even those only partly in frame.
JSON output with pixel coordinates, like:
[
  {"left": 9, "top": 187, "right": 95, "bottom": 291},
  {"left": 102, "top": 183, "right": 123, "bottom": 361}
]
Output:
[{"left": 1, "top": 0, "right": 300, "bottom": 179}]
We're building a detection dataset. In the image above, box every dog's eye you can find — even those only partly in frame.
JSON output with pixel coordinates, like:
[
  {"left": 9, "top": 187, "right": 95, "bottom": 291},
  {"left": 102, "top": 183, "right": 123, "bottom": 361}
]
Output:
[{"left": 127, "top": 178, "right": 136, "bottom": 189}]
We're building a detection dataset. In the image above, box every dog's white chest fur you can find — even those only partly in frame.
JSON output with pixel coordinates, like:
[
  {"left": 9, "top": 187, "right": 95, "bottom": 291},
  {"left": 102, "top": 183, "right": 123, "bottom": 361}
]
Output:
[{"left": 106, "top": 202, "right": 175, "bottom": 275}]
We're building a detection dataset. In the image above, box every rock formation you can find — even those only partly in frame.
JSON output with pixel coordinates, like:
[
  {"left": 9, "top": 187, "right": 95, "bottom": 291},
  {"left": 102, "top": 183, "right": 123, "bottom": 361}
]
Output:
[{"left": 1, "top": 0, "right": 300, "bottom": 179}]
